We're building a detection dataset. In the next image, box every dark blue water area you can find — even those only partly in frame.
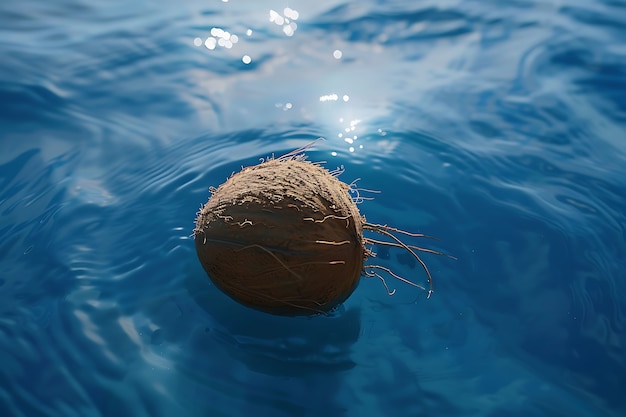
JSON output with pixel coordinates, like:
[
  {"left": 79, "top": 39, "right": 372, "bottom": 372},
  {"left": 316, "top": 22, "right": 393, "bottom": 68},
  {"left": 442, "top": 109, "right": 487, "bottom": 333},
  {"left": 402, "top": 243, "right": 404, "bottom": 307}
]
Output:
[{"left": 1, "top": 0, "right": 626, "bottom": 416}]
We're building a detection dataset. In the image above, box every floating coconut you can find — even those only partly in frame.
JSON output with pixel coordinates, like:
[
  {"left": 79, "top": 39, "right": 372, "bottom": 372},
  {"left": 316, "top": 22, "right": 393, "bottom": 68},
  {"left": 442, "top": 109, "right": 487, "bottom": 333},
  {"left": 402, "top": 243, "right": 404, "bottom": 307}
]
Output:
[{"left": 194, "top": 143, "right": 450, "bottom": 316}]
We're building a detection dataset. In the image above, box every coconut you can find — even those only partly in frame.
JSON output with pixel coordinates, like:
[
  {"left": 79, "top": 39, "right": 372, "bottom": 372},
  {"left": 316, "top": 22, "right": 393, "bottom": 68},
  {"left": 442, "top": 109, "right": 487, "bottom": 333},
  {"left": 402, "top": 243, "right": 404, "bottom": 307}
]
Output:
[
  {"left": 194, "top": 148, "right": 450, "bottom": 316},
  {"left": 194, "top": 156, "right": 365, "bottom": 315}
]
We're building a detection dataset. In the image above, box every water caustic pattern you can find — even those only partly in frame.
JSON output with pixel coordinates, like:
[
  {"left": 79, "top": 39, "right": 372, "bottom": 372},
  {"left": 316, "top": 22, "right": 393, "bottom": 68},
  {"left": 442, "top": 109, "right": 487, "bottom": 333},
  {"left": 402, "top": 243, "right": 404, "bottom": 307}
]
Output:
[{"left": 1, "top": 0, "right": 625, "bottom": 416}]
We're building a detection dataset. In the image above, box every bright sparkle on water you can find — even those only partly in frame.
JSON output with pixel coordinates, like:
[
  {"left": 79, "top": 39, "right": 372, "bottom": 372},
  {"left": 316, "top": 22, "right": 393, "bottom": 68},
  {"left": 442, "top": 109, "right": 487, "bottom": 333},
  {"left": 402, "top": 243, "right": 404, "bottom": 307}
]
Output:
[
  {"left": 284, "top": 7, "right": 299, "bottom": 20},
  {"left": 204, "top": 37, "right": 216, "bottom": 50},
  {"left": 195, "top": 27, "right": 240, "bottom": 50},
  {"left": 320, "top": 94, "right": 339, "bottom": 102},
  {"left": 269, "top": 8, "right": 299, "bottom": 37}
]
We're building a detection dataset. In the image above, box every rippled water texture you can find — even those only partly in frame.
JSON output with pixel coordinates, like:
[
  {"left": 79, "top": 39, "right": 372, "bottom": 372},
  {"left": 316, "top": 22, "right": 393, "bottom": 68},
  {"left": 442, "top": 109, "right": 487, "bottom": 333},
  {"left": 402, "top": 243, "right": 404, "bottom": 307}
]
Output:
[{"left": 1, "top": 0, "right": 625, "bottom": 416}]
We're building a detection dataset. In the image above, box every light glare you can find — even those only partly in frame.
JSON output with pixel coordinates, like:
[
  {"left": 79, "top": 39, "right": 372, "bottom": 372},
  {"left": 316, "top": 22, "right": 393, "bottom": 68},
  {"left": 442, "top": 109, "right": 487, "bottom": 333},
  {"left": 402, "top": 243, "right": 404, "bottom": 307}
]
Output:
[
  {"left": 283, "top": 23, "right": 297, "bottom": 36},
  {"left": 284, "top": 8, "right": 299, "bottom": 20},
  {"left": 320, "top": 94, "right": 339, "bottom": 102},
  {"left": 269, "top": 10, "right": 284, "bottom": 25},
  {"left": 270, "top": 8, "right": 300, "bottom": 36},
  {"left": 205, "top": 37, "right": 216, "bottom": 50}
]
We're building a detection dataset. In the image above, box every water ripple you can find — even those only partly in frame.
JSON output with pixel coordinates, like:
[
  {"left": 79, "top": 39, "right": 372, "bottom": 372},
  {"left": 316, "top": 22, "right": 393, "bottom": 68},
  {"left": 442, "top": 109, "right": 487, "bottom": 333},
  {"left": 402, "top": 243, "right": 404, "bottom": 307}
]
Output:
[{"left": 2, "top": 0, "right": 626, "bottom": 416}]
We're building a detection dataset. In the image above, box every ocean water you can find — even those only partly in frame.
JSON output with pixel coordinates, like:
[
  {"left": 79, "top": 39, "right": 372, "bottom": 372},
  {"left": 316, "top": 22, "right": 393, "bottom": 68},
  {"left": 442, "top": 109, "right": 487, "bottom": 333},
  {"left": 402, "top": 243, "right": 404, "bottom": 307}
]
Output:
[{"left": 1, "top": 0, "right": 625, "bottom": 416}]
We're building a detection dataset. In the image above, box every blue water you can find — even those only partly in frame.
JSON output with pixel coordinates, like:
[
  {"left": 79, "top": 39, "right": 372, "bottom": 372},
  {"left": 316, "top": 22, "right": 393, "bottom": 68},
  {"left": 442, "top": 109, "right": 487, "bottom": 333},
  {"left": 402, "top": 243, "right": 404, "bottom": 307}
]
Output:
[{"left": 1, "top": 0, "right": 625, "bottom": 416}]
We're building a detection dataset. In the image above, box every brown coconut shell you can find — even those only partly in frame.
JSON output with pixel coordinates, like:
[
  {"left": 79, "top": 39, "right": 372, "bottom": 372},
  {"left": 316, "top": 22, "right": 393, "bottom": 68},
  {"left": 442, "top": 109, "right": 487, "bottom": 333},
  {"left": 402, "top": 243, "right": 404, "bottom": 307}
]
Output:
[{"left": 194, "top": 157, "right": 365, "bottom": 316}]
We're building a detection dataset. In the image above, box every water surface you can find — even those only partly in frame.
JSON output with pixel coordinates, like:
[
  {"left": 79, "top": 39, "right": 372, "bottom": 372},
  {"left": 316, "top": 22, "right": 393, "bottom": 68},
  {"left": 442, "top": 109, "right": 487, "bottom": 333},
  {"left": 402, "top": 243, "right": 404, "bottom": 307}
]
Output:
[{"left": 1, "top": 1, "right": 625, "bottom": 416}]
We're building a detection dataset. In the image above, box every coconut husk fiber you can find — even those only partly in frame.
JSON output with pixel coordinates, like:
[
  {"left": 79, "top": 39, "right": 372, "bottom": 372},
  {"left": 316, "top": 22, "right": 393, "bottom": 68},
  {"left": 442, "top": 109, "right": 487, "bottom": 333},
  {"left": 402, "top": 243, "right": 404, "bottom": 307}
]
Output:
[{"left": 194, "top": 155, "right": 365, "bottom": 316}]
